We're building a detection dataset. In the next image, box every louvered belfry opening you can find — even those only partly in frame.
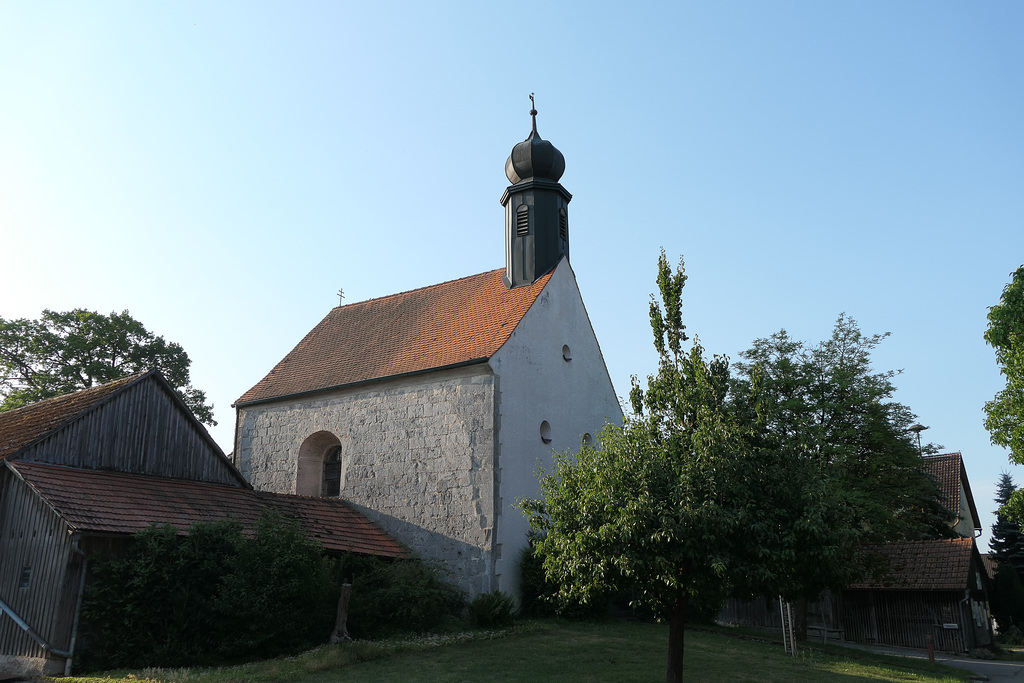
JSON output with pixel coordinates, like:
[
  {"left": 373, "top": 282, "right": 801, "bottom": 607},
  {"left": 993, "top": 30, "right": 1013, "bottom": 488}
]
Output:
[
  {"left": 516, "top": 205, "right": 530, "bottom": 236},
  {"left": 501, "top": 103, "right": 572, "bottom": 289}
]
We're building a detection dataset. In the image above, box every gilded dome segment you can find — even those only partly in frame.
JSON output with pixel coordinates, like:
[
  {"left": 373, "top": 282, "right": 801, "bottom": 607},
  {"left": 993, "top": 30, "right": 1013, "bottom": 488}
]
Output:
[{"left": 505, "top": 108, "right": 565, "bottom": 184}]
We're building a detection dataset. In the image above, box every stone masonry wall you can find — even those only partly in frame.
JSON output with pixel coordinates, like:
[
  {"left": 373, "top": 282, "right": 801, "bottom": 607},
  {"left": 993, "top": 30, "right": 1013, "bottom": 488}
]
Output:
[{"left": 235, "top": 365, "right": 497, "bottom": 595}]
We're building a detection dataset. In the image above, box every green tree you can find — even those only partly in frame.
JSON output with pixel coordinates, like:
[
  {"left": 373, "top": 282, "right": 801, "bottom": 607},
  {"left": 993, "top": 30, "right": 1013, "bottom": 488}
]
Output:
[
  {"left": 731, "top": 317, "right": 952, "bottom": 542},
  {"left": 991, "top": 473, "right": 1024, "bottom": 574},
  {"left": 990, "top": 472, "right": 1024, "bottom": 632},
  {"left": 986, "top": 266, "right": 1024, "bottom": 466},
  {"left": 0, "top": 308, "right": 215, "bottom": 425},
  {"left": 521, "top": 252, "right": 858, "bottom": 683}
]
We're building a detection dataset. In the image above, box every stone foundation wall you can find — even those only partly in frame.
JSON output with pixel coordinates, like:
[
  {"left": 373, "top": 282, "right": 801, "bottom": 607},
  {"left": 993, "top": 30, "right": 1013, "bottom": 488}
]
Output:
[{"left": 235, "top": 365, "right": 497, "bottom": 595}]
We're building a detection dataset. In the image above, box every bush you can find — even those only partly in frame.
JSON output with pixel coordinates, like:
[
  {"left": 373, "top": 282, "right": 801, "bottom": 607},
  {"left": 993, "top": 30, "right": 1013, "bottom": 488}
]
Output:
[
  {"left": 999, "top": 624, "right": 1024, "bottom": 646},
  {"left": 347, "top": 558, "right": 465, "bottom": 639},
  {"left": 78, "top": 511, "right": 337, "bottom": 671},
  {"left": 468, "top": 591, "right": 516, "bottom": 628},
  {"left": 992, "top": 563, "right": 1024, "bottom": 634},
  {"left": 215, "top": 510, "right": 337, "bottom": 659}
]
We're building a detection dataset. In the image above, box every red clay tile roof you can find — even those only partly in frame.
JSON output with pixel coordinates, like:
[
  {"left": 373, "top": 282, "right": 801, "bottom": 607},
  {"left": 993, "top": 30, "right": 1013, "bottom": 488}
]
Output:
[
  {"left": 0, "top": 374, "right": 142, "bottom": 461},
  {"left": 236, "top": 267, "right": 553, "bottom": 406},
  {"left": 982, "top": 553, "right": 998, "bottom": 581},
  {"left": 852, "top": 538, "right": 976, "bottom": 591},
  {"left": 9, "top": 461, "right": 406, "bottom": 558},
  {"left": 923, "top": 452, "right": 981, "bottom": 530}
]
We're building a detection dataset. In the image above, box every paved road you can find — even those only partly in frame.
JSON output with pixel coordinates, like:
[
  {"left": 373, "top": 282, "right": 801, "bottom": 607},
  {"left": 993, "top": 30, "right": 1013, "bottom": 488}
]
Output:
[{"left": 840, "top": 642, "right": 1024, "bottom": 681}]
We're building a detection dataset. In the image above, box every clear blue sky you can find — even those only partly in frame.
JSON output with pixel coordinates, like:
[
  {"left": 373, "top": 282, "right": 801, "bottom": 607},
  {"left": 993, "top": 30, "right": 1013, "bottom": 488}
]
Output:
[{"left": 2, "top": 2, "right": 1022, "bottom": 549}]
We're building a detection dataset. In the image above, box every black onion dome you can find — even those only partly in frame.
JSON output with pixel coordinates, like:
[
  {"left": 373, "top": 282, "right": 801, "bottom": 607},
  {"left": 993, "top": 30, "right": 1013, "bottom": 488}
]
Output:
[{"left": 505, "top": 108, "right": 565, "bottom": 184}]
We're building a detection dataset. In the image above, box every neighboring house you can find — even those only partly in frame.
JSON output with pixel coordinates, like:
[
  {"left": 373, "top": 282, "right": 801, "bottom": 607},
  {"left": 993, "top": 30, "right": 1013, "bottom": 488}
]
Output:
[
  {"left": 924, "top": 452, "right": 982, "bottom": 538},
  {"left": 234, "top": 108, "right": 622, "bottom": 597},
  {"left": 720, "top": 451, "right": 994, "bottom": 652},
  {"left": 0, "top": 371, "right": 404, "bottom": 678}
]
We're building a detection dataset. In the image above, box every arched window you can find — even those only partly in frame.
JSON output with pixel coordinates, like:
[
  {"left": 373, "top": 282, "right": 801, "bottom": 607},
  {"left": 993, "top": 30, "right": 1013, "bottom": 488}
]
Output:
[
  {"left": 322, "top": 445, "right": 342, "bottom": 497},
  {"left": 297, "top": 431, "right": 342, "bottom": 497}
]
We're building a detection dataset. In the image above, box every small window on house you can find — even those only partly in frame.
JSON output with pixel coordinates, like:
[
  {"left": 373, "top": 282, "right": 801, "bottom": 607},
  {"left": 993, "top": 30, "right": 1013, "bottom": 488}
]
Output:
[
  {"left": 559, "top": 208, "right": 567, "bottom": 241},
  {"left": 540, "top": 421, "right": 552, "bottom": 444},
  {"left": 516, "top": 204, "right": 530, "bottom": 236},
  {"left": 322, "top": 446, "right": 342, "bottom": 497},
  {"left": 562, "top": 344, "right": 572, "bottom": 362},
  {"left": 19, "top": 567, "right": 31, "bottom": 589},
  {"left": 582, "top": 433, "right": 593, "bottom": 446}
]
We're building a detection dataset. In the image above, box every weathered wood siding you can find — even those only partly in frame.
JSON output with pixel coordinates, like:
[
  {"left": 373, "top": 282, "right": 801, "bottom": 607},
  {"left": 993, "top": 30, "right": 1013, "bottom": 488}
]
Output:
[
  {"left": 840, "top": 590, "right": 966, "bottom": 652},
  {"left": 14, "top": 377, "right": 240, "bottom": 486},
  {"left": 719, "top": 595, "right": 839, "bottom": 633},
  {"left": 0, "top": 468, "right": 82, "bottom": 661}
]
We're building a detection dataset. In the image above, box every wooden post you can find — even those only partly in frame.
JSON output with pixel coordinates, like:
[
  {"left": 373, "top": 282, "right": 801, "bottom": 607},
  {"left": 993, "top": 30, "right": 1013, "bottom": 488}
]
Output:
[{"left": 329, "top": 584, "right": 353, "bottom": 644}]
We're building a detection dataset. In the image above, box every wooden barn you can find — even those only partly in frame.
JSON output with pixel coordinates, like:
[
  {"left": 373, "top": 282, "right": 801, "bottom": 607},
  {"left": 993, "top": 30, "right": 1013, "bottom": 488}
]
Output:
[
  {"left": 0, "top": 371, "right": 405, "bottom": 678},
  {"left": 719, "top": 451, "right": 994, "bottom": 653},
  {"left": 841, "top": 538, "right": 992, "bottom": 652}
]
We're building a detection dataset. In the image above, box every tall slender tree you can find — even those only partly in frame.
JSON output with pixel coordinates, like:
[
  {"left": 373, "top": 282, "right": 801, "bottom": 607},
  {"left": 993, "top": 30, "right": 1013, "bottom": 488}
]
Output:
[
  {"left": 991, "top": 474, "right": 1024, "bottom": 573},
  {"left": 990, "top": 472, "right": 1024, "bottom": 632}
]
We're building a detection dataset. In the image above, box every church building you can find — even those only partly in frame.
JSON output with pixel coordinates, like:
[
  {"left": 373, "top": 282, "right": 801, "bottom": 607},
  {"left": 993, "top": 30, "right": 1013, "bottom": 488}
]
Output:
[{"left": 233, "top": 106, "right": 622, "bottom": 596}]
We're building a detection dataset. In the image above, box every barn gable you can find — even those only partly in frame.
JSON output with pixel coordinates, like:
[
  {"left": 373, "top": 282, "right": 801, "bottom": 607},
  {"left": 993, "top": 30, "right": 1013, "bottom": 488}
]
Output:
[
  {"left": 1, "top": 374, "right": 406, "bottom": 678},
  {"left": 0, "top": 370, "right": 245, "bottom": 487}
]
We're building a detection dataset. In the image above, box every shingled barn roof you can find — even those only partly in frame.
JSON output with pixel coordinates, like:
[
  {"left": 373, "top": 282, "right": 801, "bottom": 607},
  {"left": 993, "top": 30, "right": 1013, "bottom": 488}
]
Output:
[
  {"left": 851, "top": 538, "right": 978, "bottom": 591},
  {"left": 8, "top": 461, "right": 407, "bottom": 558},
  {"left": 0, "top": 374, "right": 141, "bottom": 461},
  {"left": 236, "top": 267, "right": 553, "bottom": 406},
  {"left": 923, "top": 452, "right": 981, "bottom": 530}
]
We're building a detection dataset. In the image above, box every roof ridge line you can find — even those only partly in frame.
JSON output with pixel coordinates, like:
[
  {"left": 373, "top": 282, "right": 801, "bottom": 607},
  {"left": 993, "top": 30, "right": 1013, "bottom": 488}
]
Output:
[{"left": 330, "top": 267, "right": 504, "bottom": 311}]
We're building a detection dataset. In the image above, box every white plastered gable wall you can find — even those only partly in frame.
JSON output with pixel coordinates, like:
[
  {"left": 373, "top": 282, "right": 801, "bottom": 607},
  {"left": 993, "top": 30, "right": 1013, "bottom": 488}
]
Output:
[{"left": 487, "top": 258, "right": 623, "bottom": 595}]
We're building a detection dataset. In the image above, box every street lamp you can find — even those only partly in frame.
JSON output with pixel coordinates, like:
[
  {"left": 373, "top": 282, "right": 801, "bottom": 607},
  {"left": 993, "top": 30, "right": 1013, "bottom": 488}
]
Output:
[{"left": 908, "top": 423, "right": 928, "bottom": 456}]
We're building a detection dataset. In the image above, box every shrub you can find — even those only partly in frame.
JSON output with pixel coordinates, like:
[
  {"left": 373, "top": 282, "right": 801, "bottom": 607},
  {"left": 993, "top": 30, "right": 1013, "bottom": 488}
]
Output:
[
  {"left": 77, "top": 511, "right": 337, "bottom": 671},
  {"left": 215, "top": 510, "right": 337, "bottom": 659},
  {"left": 999, "top": 624, "right": 1024, "bottom": 646},
  {"left": 468, "top": 591, "right": 516, "bottom": 628},
  {"left": 347, "top": 559, "right": 465, "bottom": 639}
]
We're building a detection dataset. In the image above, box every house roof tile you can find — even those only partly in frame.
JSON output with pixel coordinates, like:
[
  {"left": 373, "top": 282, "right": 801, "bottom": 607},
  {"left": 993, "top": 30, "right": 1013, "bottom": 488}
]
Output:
[
  {"left": 0, "top": 374, "right": 141, "bottom": 461},
  {"left": 851, "top": 538, "right": 977, "bottom": 591},
  {"left": 923, "top": 452, "right": 981, "bottom": 530},
  {"left": 9, "top": 461, "right": 407, "bottom": 558},
  {"left": 236, "top": 267, "right": 552, "bottom": 406}
]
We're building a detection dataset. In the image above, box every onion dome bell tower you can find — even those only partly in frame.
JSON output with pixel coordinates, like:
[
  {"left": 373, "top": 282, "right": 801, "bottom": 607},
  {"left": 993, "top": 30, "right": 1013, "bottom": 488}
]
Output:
[{"left": 501, "top": 96, "right": 572, "bottom": 289}]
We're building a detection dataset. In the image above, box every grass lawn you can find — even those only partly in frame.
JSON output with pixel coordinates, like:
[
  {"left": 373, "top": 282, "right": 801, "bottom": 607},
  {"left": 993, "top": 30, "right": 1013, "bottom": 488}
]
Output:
[{"left": 61, "top": 621, "right": 972, "bottom": 683}]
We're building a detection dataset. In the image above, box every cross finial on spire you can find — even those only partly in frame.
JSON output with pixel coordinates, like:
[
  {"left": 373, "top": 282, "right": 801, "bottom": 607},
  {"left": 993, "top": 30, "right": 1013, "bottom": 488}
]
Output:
[{"left": 529, "top": 92, "right": 538, "bottom": 133}]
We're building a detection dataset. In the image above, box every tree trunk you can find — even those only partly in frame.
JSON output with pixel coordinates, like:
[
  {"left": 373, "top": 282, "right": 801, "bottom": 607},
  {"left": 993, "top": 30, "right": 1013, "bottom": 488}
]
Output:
[
  {"left": 329, "top": 584, "right": 352, "bottom": 644},
  {"left": 666, "top": 591, "right": 688, "bottom": 683}
]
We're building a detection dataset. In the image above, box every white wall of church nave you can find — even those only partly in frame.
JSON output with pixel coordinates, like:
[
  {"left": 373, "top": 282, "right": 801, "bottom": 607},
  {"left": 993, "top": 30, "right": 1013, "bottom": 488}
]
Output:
[
  {"left": 488, "top": 259, "right": 624, "bottom": 595},
  {"left": 235, "top": 365, "right": 498, "bottom": 594}
]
